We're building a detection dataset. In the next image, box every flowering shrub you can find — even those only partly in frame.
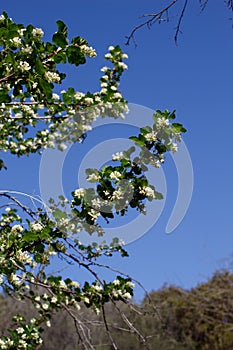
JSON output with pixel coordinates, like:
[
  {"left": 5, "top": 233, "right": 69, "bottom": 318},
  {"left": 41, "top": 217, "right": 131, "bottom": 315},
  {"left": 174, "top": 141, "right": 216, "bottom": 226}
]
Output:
[{"left": 0, "top": 11, "right": 186, "bottom": 349}]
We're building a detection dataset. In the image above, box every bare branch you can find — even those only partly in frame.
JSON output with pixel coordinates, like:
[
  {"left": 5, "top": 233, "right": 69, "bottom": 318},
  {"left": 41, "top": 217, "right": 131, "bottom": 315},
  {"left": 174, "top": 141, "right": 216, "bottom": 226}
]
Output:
[
  {"left": 125, "top": 0, "right": 178, "bottom": 46},
  {"left": 174, "top": 0, "right": 188, "bottom": 45}
]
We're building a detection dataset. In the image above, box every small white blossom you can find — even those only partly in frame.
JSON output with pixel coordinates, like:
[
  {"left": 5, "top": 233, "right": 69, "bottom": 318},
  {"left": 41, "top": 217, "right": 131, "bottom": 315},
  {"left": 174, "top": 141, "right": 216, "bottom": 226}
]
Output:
[
  {"left": 123, "top": 292, "right": 132, "bottom": 299},
  {"left": 89, "top": 208, "right": 100, "bottom": 222},
  {"left": 112, "top": 151, "right": 124, "bottom": 161},
  {"left": 156, "top": 117, "right": 170, "bottom": 128},
  {"left": 86, "top": 173, "right": 100, "bottom": 182},
  {"left": 52, "top": 93, "right": 60, "bottom": 100},
  {"left": 74, "top": 188, "right": 86, "bottom": 199},
  {"left": 18, "top": 61, "right": 31, "bottom": 72},
  {"left": 139, "top": 186, "right": 155, "bottom": 199},
  {"left": 32, "top": 27, "right": 44, "bottom": 38},
  {"left": 31, "top": 222, "right": 43, "bottom": 232},
  {"left": 110, "top": 171, "right": 121, "bottom": 181},
  {"left": 45, "top": 71, "right": 60, "bottom": 83},
  {"left": 108, "top": 46, "right": 115, "bottom": 51},
  {"left": 145, "top": 131, "right": 157, "bottom": 142},
  {"left": 11, "top": 224, "right": 24, "bottom": 234},
  {"left": 118, "top": 62, "right": 128, "bottom": 70}
]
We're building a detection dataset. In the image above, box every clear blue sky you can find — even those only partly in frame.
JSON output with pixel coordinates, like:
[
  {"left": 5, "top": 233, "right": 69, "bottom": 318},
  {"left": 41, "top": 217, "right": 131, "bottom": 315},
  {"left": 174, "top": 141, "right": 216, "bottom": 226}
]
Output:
[{"left": 1, "top": 1, "right": 233, "bottom": 300}]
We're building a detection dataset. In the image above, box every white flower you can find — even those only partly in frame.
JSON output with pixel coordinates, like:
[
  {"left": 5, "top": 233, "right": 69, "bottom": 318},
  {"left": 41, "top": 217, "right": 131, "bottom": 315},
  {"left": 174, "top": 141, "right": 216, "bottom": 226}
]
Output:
[
  {"left": 86, "top": 173, "right": 100, "bottom": 182},
  {"left": 170, "top": 142, "right": 178, "bottom": 153},
  {"left": 100, "top": 66, "right": 109, "bottom": 72},
  {"left": 31, "top": 222, "right": 43, "bottom": 232},
  {"left": 112, "top": 151, "right": 124, "bottom": 161},
  {"left": 5, "top": 207, "right": 11, "bottom": 213},
  {"left": 126, "top": 281, "right": 135, "bottom": 288},
  {"left": 18, "top": 61, "right": 31, "bottom": 72},
  {"left": 80, "top": 45, "right": 96, "bottom": 57},
  {"left": 101, "top": 88, "right": 107, "bottom": 94},
  {"left": 46, "top": 320, "right": 51, "bottom": 327},
  {"left": 108, "top": 46, "right": 115, "bottom": 51},
  {"left": 45, "top": 71, "right": 60, "bottom": 83},
  {"left": 113, "top": 92, "right": 122, "bottom": 99},
  {"left": 59, "top": 280, "right": 67, "bottom": 289},
  {"left": 74, "top": 188, "right": 86, "bottom": 199},
  {"left": 105, "top": 53, "right": 112, "bottom": 59},
  {"left": 75, "top": 91, "right": 84, "bottom": 99},
  {"left": 85, "top": 97, "right": 93, "bottom": 104},
  {"left": 0, "top": 275, "right": 4, "bottom": 285},
  {"left": 32, "top": 27, "right": 44, "bottom": 38},
  {"left": 16, "top": 327, "right": 24, "bottom": 334},
  {"left": 22, "top": 45, "right": 33, "bottom": 54},
  {"left": 10, "top": 37, "right": 21, "bottom": 47},
  {"left": 52, "top": 93, "right": 60, "bottom": 100},
  {"left": 101, "top": 82, "right": 108, "bottom": 88},
  {"left": 110, "top": 171, "right": 121, "bottom": 181},
  {"left": 42, "top": 302, "right": 49, "bottom": 310},
  {"left": 139, "top": 186, "right": 155, "bottom": 199},
  {"left": 123, "top": 292, "right": 132, "bottom": 299},
  {"left": 145, "top": 131, "right": 157, "bottom": 142},
  {"left": 113, "top": 279, "right": 120, "bottom": 285},
  {"left": 58, "top": 143, "right": 67, "bottom": 151},
  {"left": 156, "top": 117, "right": 170, "bottom": 128},
  {"left": 122, "top": 53, "right": 128, "bottom": 59},
  {"left": 118, "top": 62, "right": 128, "bottom": 70},
  {"left": 11, "top": 224, "right": 24, "bottom": 234},
  {"left": 70, "top": 280, "right": 80, "bottom": 288},
  {"left": 89, "top": 208, "right": 100, "bottom": 222}
]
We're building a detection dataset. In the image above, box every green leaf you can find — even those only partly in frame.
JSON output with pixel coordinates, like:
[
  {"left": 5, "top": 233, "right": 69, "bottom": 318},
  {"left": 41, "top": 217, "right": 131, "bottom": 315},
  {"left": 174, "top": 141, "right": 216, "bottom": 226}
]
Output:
[
  {"left": 35, "top": 59, "right": 45, "bottom": 75},
  {"left": 38, "top": 78, "right": 52, "bottom": 99},
  {"left": 66, "top": 46, "right": 86, "bottom": 66},
  {"left": 0, "top": 90, "right": 11, "bottom": 103},
  {"left": 23, "top": 231, "right": 40, "bottom": 242},
  {"left": 172, "top": 123, "right": 187, "bottom": 133},
  {"left": 56, "top": 20, "right": 68, "bottom": 36},
  {"left": 52, "top": 32, "right": 68, "bottom": 48},
  {"left": 140, "top": 126, "right": 151, "bottom": 135}
]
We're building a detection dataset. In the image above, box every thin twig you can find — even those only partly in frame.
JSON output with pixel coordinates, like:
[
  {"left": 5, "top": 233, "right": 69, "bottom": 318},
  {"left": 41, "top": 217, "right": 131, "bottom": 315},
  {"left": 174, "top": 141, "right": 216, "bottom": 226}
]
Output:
[
  {"left": 174, "top": 0, "right": 188, "bottom": 45},
  {"left": 125, "top": 0, "right": 178, "bottom": 45}
]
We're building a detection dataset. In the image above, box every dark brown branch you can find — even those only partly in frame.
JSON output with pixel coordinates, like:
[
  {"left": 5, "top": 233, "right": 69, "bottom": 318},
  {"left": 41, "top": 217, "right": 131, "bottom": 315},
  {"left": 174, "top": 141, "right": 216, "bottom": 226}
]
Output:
[
  {"left": 174, "top": 0, "right": 188, "bottom": 45},
  {"left": 125, "top": 0, "right": 179, "bottom": 46}
]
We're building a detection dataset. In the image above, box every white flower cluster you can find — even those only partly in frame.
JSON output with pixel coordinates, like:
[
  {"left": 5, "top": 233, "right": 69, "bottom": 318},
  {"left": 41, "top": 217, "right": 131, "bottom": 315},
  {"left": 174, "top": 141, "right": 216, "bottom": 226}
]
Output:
[
  {"left": 11, "top": 224, "right": 24, "bottom": 234},
  {"left": 112, "top": 151, "right": 124, "bottom": 161},
  {"left": 10, "top": 37, "right": 21, "bottom": 47},
  {"left": 80, "top": 44, "right": 97, "bottom": 57},
  {"left": 156, "top": 117, "right": 170, "bottom": 128},
  {"left": 86, "top": 172, "right": 101, "bottom": 182},
  {"left": 30, "top": 222, "right": 43, "bottom": 232},
  {"left": 145, "top": 131, "right": 157, "bottom": 142},
  {"left": 89, "top": 208, "right": 100, "bottom": 222},
  {"left": 18, "top": 61, "right": 31, "bottom": 72},
  {"left": 74, "top": 188, "right": 86, "bottom": 199},
  {"left": 32, "top": 27, "right": 44, "bottom": 38},
  {"left": 139, "top": 186, "right": 156, "bottom": 199},
  {"left": 45, "top": 71, "right": 61, "bottom": 83},
  {"left": 110, "top": 171, "right": 121, "bottom": 181}
]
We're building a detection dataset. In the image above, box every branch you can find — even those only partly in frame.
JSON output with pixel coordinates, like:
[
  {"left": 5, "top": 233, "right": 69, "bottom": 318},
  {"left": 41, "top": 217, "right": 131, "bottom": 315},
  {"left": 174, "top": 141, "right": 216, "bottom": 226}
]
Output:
[
  {"left": 125, "top": 0, "right": 179, "bottom": 46},
  {"left": 174, "top": 0, "right": 188, "bottom": 45}
]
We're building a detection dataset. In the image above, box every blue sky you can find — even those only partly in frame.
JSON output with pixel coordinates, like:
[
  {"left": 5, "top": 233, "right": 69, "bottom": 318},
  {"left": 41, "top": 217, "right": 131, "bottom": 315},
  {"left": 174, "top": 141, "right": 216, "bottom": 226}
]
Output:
[{"left": 1, "top": 1, "right": 233, "bottom": 300}]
